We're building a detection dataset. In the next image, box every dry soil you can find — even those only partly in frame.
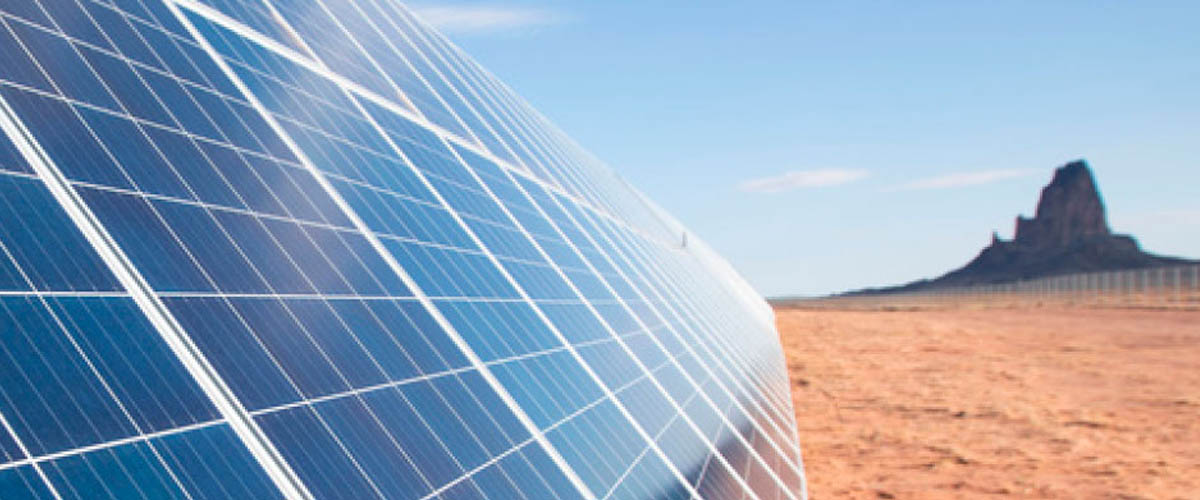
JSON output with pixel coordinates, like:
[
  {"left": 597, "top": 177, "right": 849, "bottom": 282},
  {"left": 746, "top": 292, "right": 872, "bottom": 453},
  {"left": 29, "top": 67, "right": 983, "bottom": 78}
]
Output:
[{"left": 778, "top": 306, "right": 1200, "bottom": 499}]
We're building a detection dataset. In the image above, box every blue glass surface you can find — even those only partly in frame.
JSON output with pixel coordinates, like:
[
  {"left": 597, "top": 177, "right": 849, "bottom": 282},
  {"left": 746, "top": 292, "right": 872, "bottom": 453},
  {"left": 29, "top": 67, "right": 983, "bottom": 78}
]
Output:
[{"left": 0, "top": 0, "right": 805, "bottom": 497}]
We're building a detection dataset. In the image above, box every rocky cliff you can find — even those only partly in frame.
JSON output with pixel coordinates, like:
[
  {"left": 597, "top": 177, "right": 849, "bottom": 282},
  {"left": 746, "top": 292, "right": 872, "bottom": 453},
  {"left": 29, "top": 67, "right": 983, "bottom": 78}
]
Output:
[
  {"left": 850, "top": 160, "right": 1194, "bottom": 294},
  {"left": 1013, "top": 160, "right": 1110, "bottom": 249}
]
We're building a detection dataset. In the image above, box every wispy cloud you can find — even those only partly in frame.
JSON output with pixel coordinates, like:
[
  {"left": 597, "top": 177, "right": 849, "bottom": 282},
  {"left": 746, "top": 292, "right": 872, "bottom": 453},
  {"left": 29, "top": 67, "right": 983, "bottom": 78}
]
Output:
[
  {"left": 737, "top": 169, "right": 869, "bottom": 193},
  {"left": 885, "top": 168, "right": 1034, "bottom": 191},
  {"left": 409, "top": 5, "right": 565, "bottom": 35}
]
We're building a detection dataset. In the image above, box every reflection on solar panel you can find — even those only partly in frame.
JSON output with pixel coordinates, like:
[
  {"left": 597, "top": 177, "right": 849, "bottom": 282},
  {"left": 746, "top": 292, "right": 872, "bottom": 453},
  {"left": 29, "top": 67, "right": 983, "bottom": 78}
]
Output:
[{"left": 0, "top": 1, "right": 806, "bottom": 498}]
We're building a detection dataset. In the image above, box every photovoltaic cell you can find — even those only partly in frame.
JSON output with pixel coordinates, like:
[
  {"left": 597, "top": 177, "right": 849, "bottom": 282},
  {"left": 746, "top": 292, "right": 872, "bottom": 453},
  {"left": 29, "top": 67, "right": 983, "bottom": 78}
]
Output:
[{"left": 0, "top": 1, "right": 805, "bottom": 498}]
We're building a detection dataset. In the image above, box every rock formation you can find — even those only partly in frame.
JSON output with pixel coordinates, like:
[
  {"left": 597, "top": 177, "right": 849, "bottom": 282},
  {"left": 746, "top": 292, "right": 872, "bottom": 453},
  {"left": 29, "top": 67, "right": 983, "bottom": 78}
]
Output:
[
  {"left": 850, "top": 160, "right": 1194, "bottom": 294},
  {"left": 1014, "top": 160, "right": 1110, "bottom": 249}
]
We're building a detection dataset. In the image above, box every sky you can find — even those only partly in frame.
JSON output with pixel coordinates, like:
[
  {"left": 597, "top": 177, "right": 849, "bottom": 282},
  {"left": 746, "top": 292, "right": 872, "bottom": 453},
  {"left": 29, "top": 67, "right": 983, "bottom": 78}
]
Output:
[{"left": 409, "top": 1, "right": 1200, "bottom": 297}]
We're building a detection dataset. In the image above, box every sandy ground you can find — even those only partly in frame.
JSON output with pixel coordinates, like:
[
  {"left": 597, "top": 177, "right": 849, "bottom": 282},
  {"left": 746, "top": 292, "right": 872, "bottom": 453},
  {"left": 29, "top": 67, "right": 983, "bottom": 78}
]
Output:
[{"left": 777, "top": 306, "right": 1200, "bottom": 499}]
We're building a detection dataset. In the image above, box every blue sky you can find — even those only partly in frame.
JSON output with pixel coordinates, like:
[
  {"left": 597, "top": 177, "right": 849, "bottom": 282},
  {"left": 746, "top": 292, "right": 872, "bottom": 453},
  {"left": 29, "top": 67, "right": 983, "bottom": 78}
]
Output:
[{"left": 411, "top": 1, "right": 1200, "bottom": 297}]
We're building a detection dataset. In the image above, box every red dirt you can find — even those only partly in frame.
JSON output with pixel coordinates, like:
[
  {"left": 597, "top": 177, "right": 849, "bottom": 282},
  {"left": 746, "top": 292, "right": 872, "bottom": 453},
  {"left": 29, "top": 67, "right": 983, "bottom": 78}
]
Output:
[{"left": 778, "top": 306, "right": 1200, "bottom": 499}]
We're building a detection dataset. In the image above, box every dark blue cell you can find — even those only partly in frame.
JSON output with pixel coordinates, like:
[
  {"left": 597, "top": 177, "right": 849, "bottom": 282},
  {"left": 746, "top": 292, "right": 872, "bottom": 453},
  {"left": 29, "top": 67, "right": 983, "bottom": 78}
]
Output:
[
  {"left": 164, "top": 297, "right": 300, "bottom": 410},
  {"left": 76, "top": 44, "right": 175, "bottom": 126},
  {"left": 0, "top": 123, "right": 31, "bottom": 175},
  {"left": 0, "top": 419, "right": 21, "bottom": 462},
  {"left": 76, "top": 186, "right": 213, "bottom": 292},
  {"left": 360, "top": 387, "right": 465, "bottom": 488},
  {"left": 75, "top": 106, "right": 193, "bottom": 199},
  {"left": 258, "top": 219, "right": 351, "bottom": 295},
  {"left": 44, "top": 296, "right": 220, "bottom": 432},
  {"left": 38, "top": 0, "right": 112, "bottom": 52},
  {"left": 209, "top": 210, "right": 315, "bottom": 294},
  {"left": 0, "top": 86, "right": 130, "bottom": 189},
  {"left": 313, "top": 396, "right": 431, "bottom": 497},
  {"left": 399, "top": 381, "right": 490, "bottom": 471},
  {"left": 136, "top": 68, "right": 223, "bottom": 140},
  {"left": 44, "top": 441, "right": 187, "bottom": 500},
  {"left": 227, "top": 298, "right": 348, "bottom": 399},
  {"left": 0, "top": 21, "right": 54, "bottom": 94},
  {"left": 139, "top": 125, "right": 245, "bottom": 209},
  {"left": 150, "top": 200, "right": 269, "bottom": 293},
  {"left": 155, "top": 424, "right": 285, "bottom": 500},
  {"left": 325, "top": 299, "right": 420, "bottom": 381},
  {"left": 0, "top": 466, "right": 56, "bottom": 500},
  {"left": 82, "top": 3, "right": 162, "bottom": 71},
  {"left": 256, "top": 406, "right": 379, "bottom": 500},
  {"left": 0, "top": 239, "right": 29, "bottom": 292},
  {"left": 0, "top": 297, "right": 136, "bottom": 456},
  {"left": 0, "top": 176, "right": 121, "bottom": 292},
  {"left": 196, "top": 141, "right": 287, "bottom": 216},
  {"left": 280, "top": 298, "right": 386, "bottom": 388},
  {"left": 7, "top": 21, "right": 119, "bottom": 110},
  {"left": 305, "top": 228, "right": 398, "bottom": 297}
]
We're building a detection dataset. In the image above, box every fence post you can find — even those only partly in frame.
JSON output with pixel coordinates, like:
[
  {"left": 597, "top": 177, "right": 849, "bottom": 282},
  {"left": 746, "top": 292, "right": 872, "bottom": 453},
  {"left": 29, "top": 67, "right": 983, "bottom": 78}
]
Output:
[
  {"left": 1143, "top": 268, "right": 1150, "bottom": 305},
  {"left": 1176, "top": 267, "right": 1182, "bottom": 306}
]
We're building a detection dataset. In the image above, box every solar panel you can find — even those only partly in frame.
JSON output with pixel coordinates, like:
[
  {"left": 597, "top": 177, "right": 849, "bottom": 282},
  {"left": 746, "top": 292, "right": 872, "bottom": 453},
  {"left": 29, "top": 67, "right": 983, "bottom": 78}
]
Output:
[{"left": 0, "top": 1, "right": 806, "bottom": 498}]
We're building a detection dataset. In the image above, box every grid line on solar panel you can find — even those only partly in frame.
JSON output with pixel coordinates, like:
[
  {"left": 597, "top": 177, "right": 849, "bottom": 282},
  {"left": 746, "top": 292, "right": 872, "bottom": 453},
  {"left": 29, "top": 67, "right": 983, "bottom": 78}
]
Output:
[
  {"left": 232, "top": 320, "right": 661, "bottom": 424},
  {"left": 614, "top": 241, "right": 801, "bottom": 431},
  {"left": 357, "top": 0, "right": 529, "bottom": 167},
  {"left": 166, "top": 2, "right": 612, "bottom": 497},
  {"left": 432, "top": 36, "right": 591, "bottom": 181},
  {"left": 0, "top": 109, "right": 300, "bottom": 494},
  {"left": 383, "top": 11, "right": 564, "bottom": 181},
  {"left": 351, "top": 80, "right": 716, "bottom": 495},
  {"left": 0, "top": 186, "right": 207, "bottom": 454},
  {"left": 189, "top": 3, "right": 796, "bottom": 494},
  {"left": 3, "top": 84, "right": 417, "bottom": 296},
  {"left": 174, "top": 8, "right": 710, "bottom": 494},
  {"left": 619, "top": 236, "right": 796, "bottom": 424},
  {"left": 375, "top": 105, "right": 775, "bottom": 497},
  {"left": 609, "top": 246, "right": 806, "bottom": 489},
  {"left": 342, "top": 0, "right": 528, "bottom": 170},
  {"left": 390, "top": 9, "right": 588, "bottom": 194},
  {"left": 0, "top": 170, "right": 287, "bottom": 499},
  {"left": 0, "top": 417, "right": 224, "bottom": 472},
  {"left": 689, "top": 396, "right": 741, "bottom": 497},
  {"left": 0, "top": 11, "right": 320, "bottom": 499},
  {"left": 176, "top": 49, "right": 619, "bottom": 287},
  {"left": 581, "top": 260, "right": 804, "bottom": 473},
  {"left": 169, "top": 0, "right": 689, "bottom": 254},
  {"left": 9, "top": 0, "right": 653, "bottom": 255},
  {"left": 252, "top": 1, "right": 446, "bottom": 133},
  {"left": 423, "top": 327, "right": 689, "bottom": 500},
  {"left": 317, "top": 0, "right": 489, "bottom": 150},
  {"left": 448, "top": 133, "right": 804, "bottom": 493},
  {"left": 196, "top": 0, "right": 556, "bottom": 347},
  {"left": 1, "top": 11, "right": 283, "bottom": 157},
  {"left": 600, "top": 363, "right": 708, "bottom": 499},
  {"left": 4, "top": 0, "right": 806, "bottom": 494},
  {"left": 571, "top": 220, "right": 806, "bottom": 486},
  {"left": 578, "top": 208, "right": 796, "bottom": 420},
  {"left": 0, "top": 88, "right": 561, "bottom": 298}
]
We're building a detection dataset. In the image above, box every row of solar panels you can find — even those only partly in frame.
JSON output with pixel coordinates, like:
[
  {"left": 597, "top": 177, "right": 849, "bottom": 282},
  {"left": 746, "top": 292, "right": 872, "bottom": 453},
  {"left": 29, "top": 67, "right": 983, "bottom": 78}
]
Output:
[{"left": 0, "top": 1, "right": 805, "bottom": 499}]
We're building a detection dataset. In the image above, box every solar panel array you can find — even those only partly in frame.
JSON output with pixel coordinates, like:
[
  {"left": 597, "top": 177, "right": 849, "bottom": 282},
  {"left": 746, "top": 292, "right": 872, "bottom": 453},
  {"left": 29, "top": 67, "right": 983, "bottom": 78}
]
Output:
[{"left": 0, "top": 1, "right": 806, "bottom": 499}]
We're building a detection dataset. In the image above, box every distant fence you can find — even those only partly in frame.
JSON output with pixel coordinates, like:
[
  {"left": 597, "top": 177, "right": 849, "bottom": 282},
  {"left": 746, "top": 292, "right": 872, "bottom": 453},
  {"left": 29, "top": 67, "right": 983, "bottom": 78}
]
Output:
[{"left": 778, "top": 265, "right": 1200, "bottom": 310}]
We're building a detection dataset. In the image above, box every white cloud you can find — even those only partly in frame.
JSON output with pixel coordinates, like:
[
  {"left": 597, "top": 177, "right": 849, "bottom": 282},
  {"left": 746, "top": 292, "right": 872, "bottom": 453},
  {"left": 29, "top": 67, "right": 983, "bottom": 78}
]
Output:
[
  {"left": 737, "top": 169, "right": 869, "bottom": 193},
  {"left": 885, "top": 168, "right": 1033, "bottom": 191},
  {"left": 409, "top": 5, "right": 564, "bottom": 35}
]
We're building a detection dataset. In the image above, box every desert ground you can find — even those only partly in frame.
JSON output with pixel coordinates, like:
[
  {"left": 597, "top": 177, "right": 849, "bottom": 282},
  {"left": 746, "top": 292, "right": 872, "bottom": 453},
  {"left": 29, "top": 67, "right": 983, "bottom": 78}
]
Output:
[{"left": 778, "top": 305, "right": 1200, "bottom": 499}]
